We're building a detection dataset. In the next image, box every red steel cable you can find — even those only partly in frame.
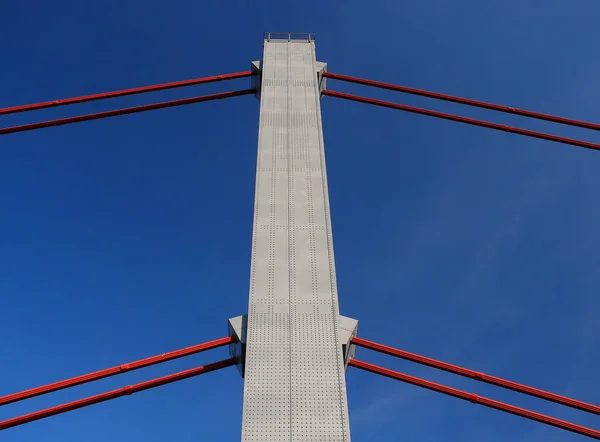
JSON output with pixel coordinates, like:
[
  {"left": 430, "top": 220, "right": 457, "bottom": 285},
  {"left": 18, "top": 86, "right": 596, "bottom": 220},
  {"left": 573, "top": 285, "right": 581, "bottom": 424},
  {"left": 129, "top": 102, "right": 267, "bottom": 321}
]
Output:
[
  {"left": 0, "top": 358, "right": 236, "bottom": 432},
  {"left": 322, "top": 90, "right": 600, "bottom": 152},
  {"left": 0, "top": 71, "right": 254, "bottom": 116},
  {"left": 349, "top": 359, "right": 600, "bottom": 440},
  {"left": 352, "top": 337, "right": 600, "bottom": 416},
  {"left": 0, "top": 336, "right": 233, "bottom": 407},
  {"left": 323, "top": 72, "right": 600, "bottom": 132},
  {"left": 0, "top": 89, "right": 256, "bottom": 136}
]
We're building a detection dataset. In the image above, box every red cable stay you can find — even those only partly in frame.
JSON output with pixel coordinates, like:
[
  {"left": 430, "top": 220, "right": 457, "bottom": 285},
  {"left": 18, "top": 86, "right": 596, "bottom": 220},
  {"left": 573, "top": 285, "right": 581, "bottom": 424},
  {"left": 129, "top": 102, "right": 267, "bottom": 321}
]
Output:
[
  {"left": 349, "top": 359, "right": 600, "bottom": 440},
  {"left": 0, "top": 336, "right": 234, "bottom": 432},
  {"left": 352, "top": 337, "right": 600, "bottom": 415},
  {"left": 0, "top": 358, "right": 235, "bottom": 431},
  {"left": 0, "top": 336, "right": 232, "bottom": 406},
  {"left": 0, "top": 89, "right": 255, "bottom": 136},
  {"left": 323, "top": 72, "right": 600, "bottom": 132},
  {"left": 0, "top": 70, "right": 254, "bottom": 116},
  {"left": 321, "top": 90, "right": 600, "bottom": 152}
]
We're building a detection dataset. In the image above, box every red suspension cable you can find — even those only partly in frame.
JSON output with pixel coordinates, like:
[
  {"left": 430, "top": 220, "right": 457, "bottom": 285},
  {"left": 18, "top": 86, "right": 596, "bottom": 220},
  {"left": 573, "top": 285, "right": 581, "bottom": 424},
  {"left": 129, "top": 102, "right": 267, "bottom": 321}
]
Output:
[
  {"left": 0, "top": 336, "right": 233, "bottom": 407},
  {"left": 0, "top": 358, "right": 235, "bottom": 432},
  {"left": 322, "top": 90, "right": 600, "bottom": 152},
  {"left": 352, "top": 337, "right": 599, "bottom": 415},
  {"left": 349, "top": 359, "right": 600, "bottom": 440},
  {"left": 0, "top": 71, "right": 254, "bottom": 116},
  {"left": 323, "top": 72, "right": 600, "bottom": 132},
  {"left": 0, "top": 89, "right": 256, "bottom": 136}
]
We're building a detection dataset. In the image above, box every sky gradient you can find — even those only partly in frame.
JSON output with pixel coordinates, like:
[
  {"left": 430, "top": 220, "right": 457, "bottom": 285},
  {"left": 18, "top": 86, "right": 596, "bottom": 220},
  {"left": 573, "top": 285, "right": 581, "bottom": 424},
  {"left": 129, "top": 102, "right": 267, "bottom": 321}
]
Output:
[{"left": 1, "top": 1, "right": 599, "bottom": 441}]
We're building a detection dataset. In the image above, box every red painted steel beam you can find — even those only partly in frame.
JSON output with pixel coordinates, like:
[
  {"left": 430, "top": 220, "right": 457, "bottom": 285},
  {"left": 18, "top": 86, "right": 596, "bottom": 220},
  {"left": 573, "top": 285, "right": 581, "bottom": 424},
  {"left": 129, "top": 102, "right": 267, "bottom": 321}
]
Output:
[
  {"left": 352, "top": 337, "right": 600, "bottom": 416},
  {"left": 349, "top": 359, "right": 600, "bottom": 440},
  {"left": 0, "top": 358, "right": 236, "bottom": 432},
  {"left": 0, "top": 336, "right": 233, "bottom": 407},
  {"left": 0, "top": 71, "right": 254, "bottom": 116},
  {"left": 323, "top": 72, "right": 600, "bottom": 132},
  {"left": 0, "top": 89, "right": 256, "bottom": 136},
  {"left": 322, "top": 90, "right": 600, "bottom": 152}
]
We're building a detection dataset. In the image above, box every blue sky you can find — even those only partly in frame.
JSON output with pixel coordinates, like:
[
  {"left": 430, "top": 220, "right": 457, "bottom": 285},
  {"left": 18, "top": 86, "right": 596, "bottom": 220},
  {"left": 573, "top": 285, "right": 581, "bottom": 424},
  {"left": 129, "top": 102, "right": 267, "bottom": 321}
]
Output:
[{"left": 1, "top": 1, "right": 599, "bottom": 441}]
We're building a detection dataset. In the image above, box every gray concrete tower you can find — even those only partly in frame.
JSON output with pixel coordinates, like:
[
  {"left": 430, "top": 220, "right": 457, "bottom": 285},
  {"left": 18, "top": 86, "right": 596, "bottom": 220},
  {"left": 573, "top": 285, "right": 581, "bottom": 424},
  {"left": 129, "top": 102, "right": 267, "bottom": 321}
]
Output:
[{"left": 229, "top": 33, "right": 357, "bottom": 442}]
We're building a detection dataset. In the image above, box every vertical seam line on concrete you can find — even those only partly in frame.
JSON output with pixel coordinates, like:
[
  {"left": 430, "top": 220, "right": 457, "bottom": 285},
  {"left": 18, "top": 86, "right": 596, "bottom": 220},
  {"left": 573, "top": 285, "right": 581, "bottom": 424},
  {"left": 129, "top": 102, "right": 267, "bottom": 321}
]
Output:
[
  {"left": 302, "top": 48, "right": 316, "bottom": 315},
  {"left": 286, "top": 38, "right": 293, "bottom": 442}
]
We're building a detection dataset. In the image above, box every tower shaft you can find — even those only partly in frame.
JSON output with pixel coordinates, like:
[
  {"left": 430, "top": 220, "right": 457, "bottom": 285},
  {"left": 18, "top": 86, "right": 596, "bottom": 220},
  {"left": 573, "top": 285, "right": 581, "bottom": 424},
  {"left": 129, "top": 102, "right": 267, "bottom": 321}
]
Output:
[{"left": 241, "top": 34, "right": 351, "bottom": 442}]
